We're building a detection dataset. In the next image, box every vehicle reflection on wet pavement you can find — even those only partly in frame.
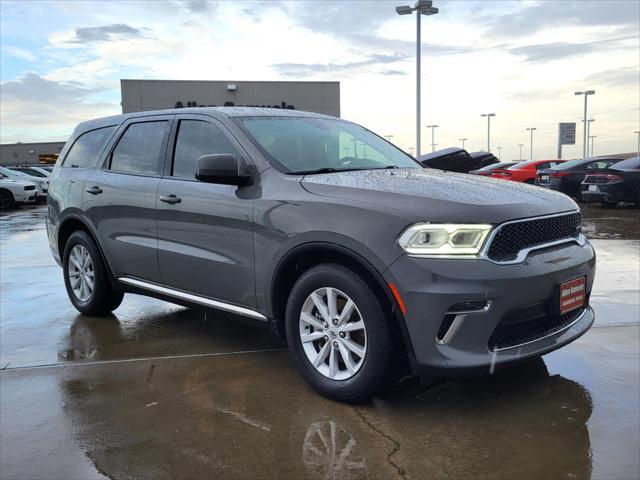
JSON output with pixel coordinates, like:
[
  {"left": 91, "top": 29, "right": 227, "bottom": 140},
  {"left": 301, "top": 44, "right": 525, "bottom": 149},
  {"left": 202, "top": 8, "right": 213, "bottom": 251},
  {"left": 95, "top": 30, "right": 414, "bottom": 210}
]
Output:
[{"left": 1, "top": 205, "right": 638, "bottom": 479}]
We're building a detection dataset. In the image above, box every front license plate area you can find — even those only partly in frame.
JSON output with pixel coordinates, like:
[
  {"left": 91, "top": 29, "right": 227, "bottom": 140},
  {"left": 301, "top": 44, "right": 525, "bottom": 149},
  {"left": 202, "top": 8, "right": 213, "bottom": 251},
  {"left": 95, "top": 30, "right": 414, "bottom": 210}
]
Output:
[{"left": 558, "top": 277, "right": 586, "bottom": 315}]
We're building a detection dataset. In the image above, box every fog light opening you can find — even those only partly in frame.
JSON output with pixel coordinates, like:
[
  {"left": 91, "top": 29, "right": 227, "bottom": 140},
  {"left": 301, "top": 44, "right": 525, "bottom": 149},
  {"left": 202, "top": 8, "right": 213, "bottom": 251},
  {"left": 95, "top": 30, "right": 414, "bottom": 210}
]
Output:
[{"left": 447, "top": 300, "right": 490, "bottom": 314}]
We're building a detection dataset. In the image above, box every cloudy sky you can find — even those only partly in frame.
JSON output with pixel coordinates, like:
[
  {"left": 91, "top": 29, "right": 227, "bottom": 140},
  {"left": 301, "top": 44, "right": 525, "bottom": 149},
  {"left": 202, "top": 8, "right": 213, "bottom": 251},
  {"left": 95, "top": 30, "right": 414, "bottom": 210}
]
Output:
[{"left": 1, "top": 0, "right": 638, "bottom": 160}]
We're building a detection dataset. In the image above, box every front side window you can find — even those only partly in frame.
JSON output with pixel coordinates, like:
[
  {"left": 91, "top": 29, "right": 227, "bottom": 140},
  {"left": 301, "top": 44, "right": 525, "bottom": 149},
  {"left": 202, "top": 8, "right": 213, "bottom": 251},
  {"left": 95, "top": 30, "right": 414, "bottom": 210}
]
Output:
[
  {"left": 110, "top": 122, "right": 167, "bottom": 175},
  {"left": 237, "top": 116, "right": 420, "bottom": 174},
  {"left": 62, "top": 126, "right": 117, "bottom": 168},
  {"left": 172, "top": 120, "right": 238, "bottom": 179}
]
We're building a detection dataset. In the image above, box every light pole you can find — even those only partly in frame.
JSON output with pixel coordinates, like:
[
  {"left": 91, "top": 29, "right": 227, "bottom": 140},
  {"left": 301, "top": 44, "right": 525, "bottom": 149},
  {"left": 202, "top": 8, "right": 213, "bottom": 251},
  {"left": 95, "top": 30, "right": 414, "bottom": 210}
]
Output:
[
  {"left": 384, "top": 135, "right": 394, "bottom": 142},
  {"left": 589, "top": 136, "right": 597, "bottom": 157},
  {"left": 526, "top": 127, "right": 537, "bottom": 161},
  {"left": 635, "top": 131, "right": 640, "bottom": 158},
  {"left": 481, "top": 113, "right": 496, "bottom": 152},
  {"left": 426, "top": 124, "right": 439, "bottom": 152},
  {"left": 459, "top": 138, "right": 468, "bottom": 149},
  {"left": 408, "top": 146, "right": 415, "bottom": 156},
  {"left": 518, "top": 143, "right": 524, "bottom": 160},
  {"left": 575, "top": 90, "right": 595, "bottom": 159},
  {"left": 396, "top": 1, "right": 439, "bottom": 158},
  {"left": 497, "top": 146, "right": 502, "bottom": 159},
  {"left": 582, "top": 118, "right": 595, "bottom": 156}
]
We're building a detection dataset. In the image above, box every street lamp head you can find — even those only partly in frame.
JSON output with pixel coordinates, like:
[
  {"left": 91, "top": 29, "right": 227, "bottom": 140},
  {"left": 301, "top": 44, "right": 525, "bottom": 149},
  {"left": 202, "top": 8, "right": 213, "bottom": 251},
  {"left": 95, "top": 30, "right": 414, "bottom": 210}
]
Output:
[
  {"left": 426, "top": 124, "right": 439, "bottom": 128},
  {"left": 526, "top": 127, "right": 537, "bottom": 131},
  {"left": 416, "top": 0, "right": 433, "bottom": 7},
  {"left": 420, "top": 6, "right": 439, "bottom": 15},
  {"left": 585, "top": 90, "right": 595, "bottom": 95},
  {"left": 481, "top": 113, "right": 496, "bottom": 117},
  {"left": 395, "top": 5, "right": 413, "bottom": 14}
]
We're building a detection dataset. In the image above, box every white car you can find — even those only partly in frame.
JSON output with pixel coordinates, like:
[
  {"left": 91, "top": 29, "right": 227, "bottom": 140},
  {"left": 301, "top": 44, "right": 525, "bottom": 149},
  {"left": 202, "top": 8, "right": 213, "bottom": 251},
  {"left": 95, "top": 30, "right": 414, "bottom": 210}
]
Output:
[
  {"left": 0, "top": 166, "right": 48, "bottom": 203},
  {"left": 9, "top": 166, "right": 52, "bottom": 177},
  {"left": 0, "top": 172, "right": 37, "bottom": 209}
]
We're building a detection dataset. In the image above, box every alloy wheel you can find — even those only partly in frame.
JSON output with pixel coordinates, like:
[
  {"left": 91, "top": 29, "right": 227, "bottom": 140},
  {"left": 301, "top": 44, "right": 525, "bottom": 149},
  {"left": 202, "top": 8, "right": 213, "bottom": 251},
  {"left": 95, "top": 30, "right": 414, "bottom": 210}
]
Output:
[
  {"left": 299, "top": 287, "right": 367, "bottom": 381},
  {"left": 68, "top": 245, "right": 94, "bottom": 302}
]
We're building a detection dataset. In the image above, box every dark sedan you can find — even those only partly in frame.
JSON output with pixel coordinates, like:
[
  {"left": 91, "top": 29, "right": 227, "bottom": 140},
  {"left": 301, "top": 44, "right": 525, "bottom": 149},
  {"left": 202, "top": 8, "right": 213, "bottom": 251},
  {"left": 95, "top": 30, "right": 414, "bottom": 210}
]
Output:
[
  {"left": 419, "top": 148, "right": 498, "bottom": 173},
  {"left": 581, "top": 156, "right": 640, "bottom": 206},
  {"left": 469, "top": 162, "right": 520, "bottom": 176},
  {"left": 535, "top": 157, "right": 623, "bottom": 199}
]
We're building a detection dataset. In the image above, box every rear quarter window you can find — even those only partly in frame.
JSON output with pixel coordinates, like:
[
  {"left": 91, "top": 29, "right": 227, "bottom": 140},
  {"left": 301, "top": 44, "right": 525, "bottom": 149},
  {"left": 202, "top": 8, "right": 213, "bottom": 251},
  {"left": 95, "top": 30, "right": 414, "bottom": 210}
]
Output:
[{"left": 62, "top": 126, "right": 117, "bottom": 168}]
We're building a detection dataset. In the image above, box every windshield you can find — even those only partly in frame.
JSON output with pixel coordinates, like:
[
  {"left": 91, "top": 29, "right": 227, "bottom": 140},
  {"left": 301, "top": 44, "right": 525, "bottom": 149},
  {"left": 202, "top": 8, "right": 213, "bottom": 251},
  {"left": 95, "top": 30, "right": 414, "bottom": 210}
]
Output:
[
  {"left": 237, "top": 116, "right": 421, "bottom": 174},
  {"left": 0, "top": 166, "right": 24, "bottom": 176},
  {"left": 478, "top": 162, "right": 514, "bottom": 171},
  {"left": 13, "top": 168, "right": 46, "bottom": 177}
]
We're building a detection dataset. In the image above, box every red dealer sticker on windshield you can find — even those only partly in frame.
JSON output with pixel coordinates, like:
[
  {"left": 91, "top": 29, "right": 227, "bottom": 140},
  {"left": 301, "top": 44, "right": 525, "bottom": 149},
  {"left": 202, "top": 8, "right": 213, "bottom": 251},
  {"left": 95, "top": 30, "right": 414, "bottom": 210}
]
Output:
[{"left": 559, "top": 277, "right": 586, "bottom": 314}]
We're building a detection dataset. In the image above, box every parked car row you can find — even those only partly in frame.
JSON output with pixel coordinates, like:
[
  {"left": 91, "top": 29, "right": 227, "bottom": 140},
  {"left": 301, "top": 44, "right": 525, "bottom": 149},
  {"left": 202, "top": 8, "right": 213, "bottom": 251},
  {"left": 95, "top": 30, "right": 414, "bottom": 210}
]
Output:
[
  {"left": 0, "top": 165, "right": 52, "bottom": 210},
  {"left": 465, "top": 156, "right": 639, "bottom": 207}
]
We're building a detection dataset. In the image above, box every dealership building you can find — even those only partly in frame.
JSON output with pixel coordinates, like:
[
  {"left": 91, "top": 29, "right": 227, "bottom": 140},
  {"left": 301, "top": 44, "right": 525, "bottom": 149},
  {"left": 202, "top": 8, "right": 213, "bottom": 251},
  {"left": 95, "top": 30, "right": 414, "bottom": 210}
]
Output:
[
  {"left": 120, "top": 79, "right": 341, "bottom": 117},
  {"left": 0, "top": 79, "right": 340, "bottom": 166},
  {"left": 0, "top": 141, "right": 66, "bottom": 166}
]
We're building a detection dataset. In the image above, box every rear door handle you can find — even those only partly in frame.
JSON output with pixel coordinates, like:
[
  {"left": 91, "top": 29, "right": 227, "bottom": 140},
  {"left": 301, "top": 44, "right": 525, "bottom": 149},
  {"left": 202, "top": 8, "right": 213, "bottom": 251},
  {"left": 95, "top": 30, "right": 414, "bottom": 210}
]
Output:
[
  {"left": 159, "top": 194, "right": 182, "bottom": 204},
  {"left": 86, "top": 186, "right": 103, "bottom": 195}
]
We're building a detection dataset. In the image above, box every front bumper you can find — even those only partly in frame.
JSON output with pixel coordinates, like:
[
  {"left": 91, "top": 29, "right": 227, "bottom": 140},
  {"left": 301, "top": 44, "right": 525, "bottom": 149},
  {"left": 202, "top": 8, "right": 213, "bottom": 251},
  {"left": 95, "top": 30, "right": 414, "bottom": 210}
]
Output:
[{"left": 385, "top": 240, "right": 596, "bottom": 376}]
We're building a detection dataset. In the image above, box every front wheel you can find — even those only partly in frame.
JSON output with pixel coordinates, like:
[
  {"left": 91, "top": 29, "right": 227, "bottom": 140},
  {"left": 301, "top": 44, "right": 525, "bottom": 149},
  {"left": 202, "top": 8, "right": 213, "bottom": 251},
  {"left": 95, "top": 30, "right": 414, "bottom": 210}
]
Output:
[
  {"left": 285, "top": 263, "right": 397, "bottom": 402},
  {"left": 63, "top": 231, "right": 124, "bottom": 315},
  {"left": 0, "top": 190, "right": 16, "bottom": 210}
]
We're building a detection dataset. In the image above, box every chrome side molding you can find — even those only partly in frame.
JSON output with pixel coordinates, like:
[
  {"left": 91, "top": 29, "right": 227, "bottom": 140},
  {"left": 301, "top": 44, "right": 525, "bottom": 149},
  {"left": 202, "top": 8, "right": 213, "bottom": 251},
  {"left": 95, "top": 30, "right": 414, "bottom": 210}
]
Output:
[{"left": 118, "top": 277, "right": 268, "bottom": 322}]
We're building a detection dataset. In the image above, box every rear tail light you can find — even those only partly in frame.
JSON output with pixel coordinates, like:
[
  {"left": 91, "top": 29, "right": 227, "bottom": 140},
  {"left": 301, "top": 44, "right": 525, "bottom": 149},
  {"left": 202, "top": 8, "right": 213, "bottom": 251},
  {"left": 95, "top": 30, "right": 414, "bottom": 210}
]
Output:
[
  {"left": 585, "top": 174, "right": 623, "bottom": 183},
  {"left": 550, "top": 171, "right": 570, "bottom": 178}
]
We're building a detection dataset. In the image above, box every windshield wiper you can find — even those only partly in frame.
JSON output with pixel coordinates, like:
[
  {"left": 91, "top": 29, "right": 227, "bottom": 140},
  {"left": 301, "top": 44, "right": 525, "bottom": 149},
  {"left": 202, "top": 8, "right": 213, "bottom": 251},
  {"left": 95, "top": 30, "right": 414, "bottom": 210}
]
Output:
[{"left": 293, "top": 167, "right": 338, "bottom": 175}]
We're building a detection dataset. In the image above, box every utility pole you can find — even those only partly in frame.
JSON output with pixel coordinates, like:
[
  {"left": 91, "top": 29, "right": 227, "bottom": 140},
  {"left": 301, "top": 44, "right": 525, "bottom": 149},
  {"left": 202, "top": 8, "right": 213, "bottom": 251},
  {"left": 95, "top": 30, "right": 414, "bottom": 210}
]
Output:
[
  {"left": 635, "top": 131, "right": 640, "bottom": 158},
  {"left": 459, "top": 138, "right": 468, "bottom": 149},
  {"left": 497, "top": 146, "right": 502, "bottom": 159},
  {"left": 518, "top": 143, "right": 524, "bottom": 160},
  {"left": 589, "top": 136, "right": 596, "bottom": 157}
]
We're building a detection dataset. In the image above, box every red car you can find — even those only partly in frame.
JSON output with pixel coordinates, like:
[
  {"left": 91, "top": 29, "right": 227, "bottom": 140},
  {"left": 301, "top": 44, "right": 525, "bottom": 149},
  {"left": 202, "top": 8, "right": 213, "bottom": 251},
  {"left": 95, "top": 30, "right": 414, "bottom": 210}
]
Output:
[{"left": 491, "top": 160, "right": 565, "bottom": 184}]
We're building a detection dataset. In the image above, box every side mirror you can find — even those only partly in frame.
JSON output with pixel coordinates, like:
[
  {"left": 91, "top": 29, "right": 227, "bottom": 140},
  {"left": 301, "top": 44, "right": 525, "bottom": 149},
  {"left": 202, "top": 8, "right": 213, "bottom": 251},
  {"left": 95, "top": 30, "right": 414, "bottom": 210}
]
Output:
[{"left": 195, "top": 154, "right": 251, "bottom": 186}]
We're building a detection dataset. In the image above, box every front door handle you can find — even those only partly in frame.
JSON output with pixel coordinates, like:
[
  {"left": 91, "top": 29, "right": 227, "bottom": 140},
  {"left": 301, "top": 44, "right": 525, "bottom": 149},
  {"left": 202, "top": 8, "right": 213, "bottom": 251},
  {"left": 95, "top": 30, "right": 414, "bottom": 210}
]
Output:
[
  {"left": 86, "top": 186, "right": 103, "bottom": 195},
  {"left": 159, "top": 194, "right": 182, "bottom": 204}
]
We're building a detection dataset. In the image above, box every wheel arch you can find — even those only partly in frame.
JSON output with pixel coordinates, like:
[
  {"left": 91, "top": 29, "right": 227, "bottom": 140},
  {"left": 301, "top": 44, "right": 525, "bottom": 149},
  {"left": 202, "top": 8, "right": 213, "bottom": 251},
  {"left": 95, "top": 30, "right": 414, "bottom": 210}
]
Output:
[
  {"left": 57, "top": 215, "right": 119, "bottom": 290},
  {"left": 270, "top": 242, "right": 415, "bottom": 366}
]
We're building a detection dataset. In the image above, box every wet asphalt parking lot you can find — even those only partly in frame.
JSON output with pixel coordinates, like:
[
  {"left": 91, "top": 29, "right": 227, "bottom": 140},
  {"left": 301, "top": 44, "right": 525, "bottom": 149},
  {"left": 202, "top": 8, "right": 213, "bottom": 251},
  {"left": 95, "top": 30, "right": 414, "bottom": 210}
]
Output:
[{"left": 0, "top": 205, "right": 638, "bottom": 480}]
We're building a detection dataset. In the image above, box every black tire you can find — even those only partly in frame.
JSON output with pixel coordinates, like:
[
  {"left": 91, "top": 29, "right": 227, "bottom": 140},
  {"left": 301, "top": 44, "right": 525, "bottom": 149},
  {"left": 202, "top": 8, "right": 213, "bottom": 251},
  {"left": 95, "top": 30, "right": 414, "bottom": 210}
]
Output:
[
  {"left": 0, "top": 189, "right": 16, "bottom": 210},
  {"left": 524, "top": 179, "right": 535, "bottom": 185},
  {"left": 285, "top": 263, "right": 397, "bottom": 402},
  {"left": 600, "top": 201, "right": 617, "bottom": 208},
  {"left": 63, "top": 230, "right": 124, "bottom": 315}
]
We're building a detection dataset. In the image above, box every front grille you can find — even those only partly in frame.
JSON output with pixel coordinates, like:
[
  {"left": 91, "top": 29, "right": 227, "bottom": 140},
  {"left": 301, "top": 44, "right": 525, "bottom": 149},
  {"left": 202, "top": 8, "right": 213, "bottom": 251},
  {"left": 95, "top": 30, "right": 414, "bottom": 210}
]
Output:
[
  {"left": 488, "top": 307, "right": 585, "bottom": 351},
  {"left": 486, "top": 212, "right": 581, "bottom": 262}
]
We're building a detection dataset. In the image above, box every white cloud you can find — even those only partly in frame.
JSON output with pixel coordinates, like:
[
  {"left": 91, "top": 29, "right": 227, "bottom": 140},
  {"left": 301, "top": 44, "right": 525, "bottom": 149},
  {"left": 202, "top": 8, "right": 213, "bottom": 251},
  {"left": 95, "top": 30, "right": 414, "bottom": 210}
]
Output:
[
  {"left": 1, "top": 0, "right": 638, "bottom": 158},
  {"left": 3, "top": 45, "right": 36, "bottom": 61}
]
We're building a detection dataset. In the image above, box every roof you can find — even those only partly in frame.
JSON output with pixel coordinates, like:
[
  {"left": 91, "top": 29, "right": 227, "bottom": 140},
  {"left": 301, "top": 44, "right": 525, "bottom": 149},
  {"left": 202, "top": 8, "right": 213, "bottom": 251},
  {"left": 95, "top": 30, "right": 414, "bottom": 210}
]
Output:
[
  {"left": 75, "top": 107, "right": 336, "bottom": 134},
  {"left": 418, "top": 147, "right": 468, "bottom": 162}
]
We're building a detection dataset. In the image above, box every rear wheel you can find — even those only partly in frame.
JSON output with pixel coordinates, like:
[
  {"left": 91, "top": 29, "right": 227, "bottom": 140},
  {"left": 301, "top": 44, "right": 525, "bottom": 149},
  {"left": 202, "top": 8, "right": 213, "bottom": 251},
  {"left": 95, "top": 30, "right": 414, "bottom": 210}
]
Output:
[
  {"left": 0, "top": 190, "right": 15, "bottom": 210},
  {"left": 524, "top": 179, "right": 535, "bottom": 185},
  {"left": 63, "top": 230, "right": 124, "bottom": 315},
  {"left": 600, "top": 200, "right": 618, "bottom": 208},
  {"left": 285, "top": 263, "right": 397, "bottom": 402}
]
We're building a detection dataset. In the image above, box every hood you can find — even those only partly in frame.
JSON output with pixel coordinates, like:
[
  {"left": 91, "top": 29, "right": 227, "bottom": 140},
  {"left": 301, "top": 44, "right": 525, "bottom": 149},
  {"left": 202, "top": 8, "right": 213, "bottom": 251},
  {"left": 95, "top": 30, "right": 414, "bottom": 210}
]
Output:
[
  {"left": 301, "top": 168, "right": 578, "bottom": 224},
  {"left": 0, "top": 178, "right": 36, "bottom": 187}
]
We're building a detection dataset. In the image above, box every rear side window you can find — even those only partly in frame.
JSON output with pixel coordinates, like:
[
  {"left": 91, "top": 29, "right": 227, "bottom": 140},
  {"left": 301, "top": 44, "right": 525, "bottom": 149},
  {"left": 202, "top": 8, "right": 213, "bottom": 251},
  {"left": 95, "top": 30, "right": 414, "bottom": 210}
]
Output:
[
  {"left": 535, "top": 162, "right": 550, "bottom": 170},
  {"left": 110, "top": 121, "right": 168, "bottom": 175},
  {"left": 172, "top": 120, "right": 238, "bottom": 179},
  {"left": 62, "top": 126, "right": 117, "bottom": 168}
]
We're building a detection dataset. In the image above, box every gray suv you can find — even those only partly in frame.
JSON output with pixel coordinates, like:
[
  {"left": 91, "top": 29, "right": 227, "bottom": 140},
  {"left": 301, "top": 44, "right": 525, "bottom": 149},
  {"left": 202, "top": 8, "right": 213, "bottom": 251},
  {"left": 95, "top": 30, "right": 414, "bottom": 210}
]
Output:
[{"left": 47, "top": 107, "right": 595, "bottom": 402}]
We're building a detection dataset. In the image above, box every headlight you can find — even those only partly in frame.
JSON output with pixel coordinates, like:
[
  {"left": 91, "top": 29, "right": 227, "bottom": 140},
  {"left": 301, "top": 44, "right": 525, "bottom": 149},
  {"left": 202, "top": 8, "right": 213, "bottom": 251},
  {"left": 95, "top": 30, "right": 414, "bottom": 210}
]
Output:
[{"left": 398, "top": 223, "right": 492, "bottom": 256}]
